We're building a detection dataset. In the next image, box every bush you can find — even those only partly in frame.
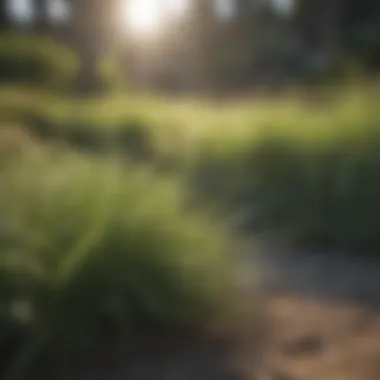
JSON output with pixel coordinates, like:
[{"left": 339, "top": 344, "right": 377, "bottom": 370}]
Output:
[
  {"left": 189, "top": 88, "right": 380, "bottom": 254},
  {"left": 0, "top": 34, "right": 79, "bottom": 91},
  {"left": 0, "top": 152, "right": 236, "bottom": 379},
  {"left": 115, "top": 118, "right": 155, "bottom": 162}
]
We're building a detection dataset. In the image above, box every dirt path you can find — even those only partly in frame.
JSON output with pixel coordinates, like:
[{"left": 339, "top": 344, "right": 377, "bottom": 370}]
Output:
[
  {"left": 253, "top": 294, "right": 380, "bottom": 380},
  {"left": 238, "top": 239, "right": 380, "bottom": 380}
]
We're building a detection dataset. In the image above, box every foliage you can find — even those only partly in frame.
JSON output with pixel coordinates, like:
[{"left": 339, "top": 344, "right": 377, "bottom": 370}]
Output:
[
  {"left": 3, "top": 83, "right": 380, "bottom": 256},
  {"left": 0, "top": 151, "right": 235, "bottom": 379},
  {"left": 189, "top": 84, "right": 380, "bottom": 253},
  {"left": 0, "top": 34, "right": 79, "bottom": 91}
]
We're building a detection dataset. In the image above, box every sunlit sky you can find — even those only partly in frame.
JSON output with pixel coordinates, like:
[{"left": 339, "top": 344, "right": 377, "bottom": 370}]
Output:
[{"left": 10, "top": 0, "right": 293, "bottom": 24}]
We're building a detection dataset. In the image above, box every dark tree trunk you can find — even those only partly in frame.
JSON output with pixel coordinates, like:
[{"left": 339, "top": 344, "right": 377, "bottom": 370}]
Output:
[
  {"left": 76, "top": 47, "right": 99, "bottom": 94},
  {"left": 190, "top": 0, "right": 218, "bottom": 92},
  {"left": 33, "top": 0, "right": 51, "bottom": 33},
  {"left": 316, "top": 0, "right": 345, "bottom": 68},
  {"left": 0, "top": 0, "right": 11, "bottom": 30},
  {"left": 294, "top": 0, "right": 346, "bottom": 72},
  {"left": 70, "top": 0, "right": 122, "bottom": 94}
]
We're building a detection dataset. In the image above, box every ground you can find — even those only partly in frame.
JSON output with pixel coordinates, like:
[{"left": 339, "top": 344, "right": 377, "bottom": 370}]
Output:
[
  {"left": 54, "top": 240, "right": 380, "bottom": 380},
  {"left": 240, "top": 239, "right": 380, "bottom": 380},
  {"left": 255, "top": 293, "right": 380, "bottom": 380}
]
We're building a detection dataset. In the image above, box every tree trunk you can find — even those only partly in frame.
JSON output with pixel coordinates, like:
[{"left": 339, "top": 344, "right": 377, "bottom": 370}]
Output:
[
  {"left": 33, "top": 0, "right": 51, "bottom": 33},
  {"left": 0, "top": 0, "right": 11, "bottom": 30},
  {"left": 70, "top": 0, "right": 122, "bottom": 94},
  {"left": 316, "top": 0, "right": 345, "bottom": 68},
  {"left": 76, "top": 47, "right": 99, "bottom": 94},
  {"left": 190, "top": 0, "right": 218, "bottom": 92}
]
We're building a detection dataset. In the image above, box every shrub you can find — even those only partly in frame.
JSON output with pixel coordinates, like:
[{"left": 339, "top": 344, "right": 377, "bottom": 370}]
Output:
[
  {"left": 63, "top": 123, "right": 113, "bottom": 153},
  {"left": 189, "top": 89, "right": 380, "bottom": 253},
  {"left": 0, "top": 34, "right": 79, "bottom": 91},
  {"left": 115, "top": 118, "right": 155, "bottom": 162},
  {"left": 0, "top": 152, "right": 236, "bottom": 379}
]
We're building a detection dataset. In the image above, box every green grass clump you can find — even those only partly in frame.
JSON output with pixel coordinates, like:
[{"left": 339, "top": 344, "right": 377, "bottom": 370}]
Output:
[
  {"left": 190, "top": 86, "right": 380, "bottom": 253},
  {"left": 0, "top": 89, "right": 192, "bottom": 168},
  {"left": 0, "top": 152, "right": 236, "bottom": 379},
  {"left": 0, "top": 34, "right": 78, "bottom": 91}
]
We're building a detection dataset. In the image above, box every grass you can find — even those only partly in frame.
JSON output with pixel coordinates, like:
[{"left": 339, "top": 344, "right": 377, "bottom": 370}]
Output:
[
  {"left": 0, "top": 149, "right": 237, "bottom": 379},
  {"left": 185, "top": 84, "right": 380, "bottom": 253},
  {"left": 2, "top": 83, "right": 380, "bottom": 255},
  {"left": 2, "top": 81, "right": 380, "bottom": 377}
]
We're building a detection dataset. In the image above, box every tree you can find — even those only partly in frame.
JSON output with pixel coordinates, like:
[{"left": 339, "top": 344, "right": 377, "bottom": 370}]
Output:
[
  {"left": 69, "top": 0, "right": 123, "bottom": 93},
  {"left": 188, "top": 0, "right": 219, "bottom": 91},
  {"left": 293, "top": 0, "right": 380, "bottom": 72},
  {"left": 0, "top": 0, "right": 12, "bottom": 30},
  {"left": 294, "top": 0, "right": 345, "bottom": 66},
  {"left": 342, "top": 0, "right": 380, "bottom": 68},
  {"left": 33, "top": 0, "right": 50, "bottom": 32}
]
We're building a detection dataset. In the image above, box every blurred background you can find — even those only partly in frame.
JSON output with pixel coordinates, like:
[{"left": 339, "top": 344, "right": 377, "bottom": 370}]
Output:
[
  {"left": 1, "top": 1, "right": 380, "bottom": 380},
  {"left": 1, "top": 0, "right": 379, "bottom": 94}
]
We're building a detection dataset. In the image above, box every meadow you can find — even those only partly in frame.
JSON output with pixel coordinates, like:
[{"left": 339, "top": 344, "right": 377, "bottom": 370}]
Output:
[{"left": 1, "top": 81, "right": 380, "bottom": 378}]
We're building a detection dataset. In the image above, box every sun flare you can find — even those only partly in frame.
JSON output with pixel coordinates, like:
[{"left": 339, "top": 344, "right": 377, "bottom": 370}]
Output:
[{"left": 124, "top": 0, "right": 164, "bottom": 36}]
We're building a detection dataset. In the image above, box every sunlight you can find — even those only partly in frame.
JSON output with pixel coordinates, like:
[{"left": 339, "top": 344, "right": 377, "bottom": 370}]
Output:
[
  {"left": 123, "top": 0, "right": 165, "bottom": 36},
  {"left": 123, "top": 0, "right": 189, "bottom": 37}
]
